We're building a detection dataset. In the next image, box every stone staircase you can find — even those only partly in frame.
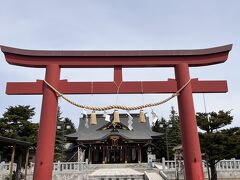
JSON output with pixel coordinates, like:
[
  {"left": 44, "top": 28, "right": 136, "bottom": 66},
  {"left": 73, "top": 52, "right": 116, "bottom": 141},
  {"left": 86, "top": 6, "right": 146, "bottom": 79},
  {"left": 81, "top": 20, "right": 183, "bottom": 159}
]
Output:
[
  {"left": 86, "top": 163, "right": 164, "bottom": 180},
  {"left": 22, "top": 163, "right": 164, "bottom": 180},
  {"left": 88, "top": 168, "right": 145, "bottom": 180}
]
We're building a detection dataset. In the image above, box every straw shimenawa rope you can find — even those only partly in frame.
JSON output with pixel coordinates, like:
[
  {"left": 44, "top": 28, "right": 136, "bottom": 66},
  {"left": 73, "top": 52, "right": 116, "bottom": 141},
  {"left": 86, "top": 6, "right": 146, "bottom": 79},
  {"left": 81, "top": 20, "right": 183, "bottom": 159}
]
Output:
[{"left": 43, "top": 79, "right": 191, "bottom": 111}]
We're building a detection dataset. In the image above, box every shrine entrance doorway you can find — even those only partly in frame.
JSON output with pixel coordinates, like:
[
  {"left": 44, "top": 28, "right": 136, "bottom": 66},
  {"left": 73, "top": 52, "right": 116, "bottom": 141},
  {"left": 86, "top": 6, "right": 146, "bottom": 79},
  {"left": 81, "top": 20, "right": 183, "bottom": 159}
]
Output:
[{"left": 109, "top": 148, "right": 121, "bottom": 163}]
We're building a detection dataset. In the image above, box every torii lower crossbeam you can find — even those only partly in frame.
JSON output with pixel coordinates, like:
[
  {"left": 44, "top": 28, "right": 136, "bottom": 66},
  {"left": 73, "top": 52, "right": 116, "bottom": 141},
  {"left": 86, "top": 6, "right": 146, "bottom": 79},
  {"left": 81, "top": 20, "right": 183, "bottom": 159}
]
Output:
[{"left": 6, "top": 79, "right": 227, "bottom": 95}]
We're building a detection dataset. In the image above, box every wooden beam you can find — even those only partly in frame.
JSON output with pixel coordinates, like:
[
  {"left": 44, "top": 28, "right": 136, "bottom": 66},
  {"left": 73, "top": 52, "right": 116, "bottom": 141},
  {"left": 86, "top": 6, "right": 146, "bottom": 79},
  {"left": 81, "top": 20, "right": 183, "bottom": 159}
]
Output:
[
  {"left": 9, "top": 144, "right": 16, "bottom": 180},
  {"left": 24, "top": 147, "right": 29, "bottom": 180},
  {"left": 6, "top": 79, "right": 227, "bottom": 95},
  {"left": 102, "top": 146, "right": 105, "bottom": 164},
  {"left": 2, "top": 44, "right": 232, "bottom": 68},
  {"left": 114, "top": 66, "right": 122, "bottom": 86}
]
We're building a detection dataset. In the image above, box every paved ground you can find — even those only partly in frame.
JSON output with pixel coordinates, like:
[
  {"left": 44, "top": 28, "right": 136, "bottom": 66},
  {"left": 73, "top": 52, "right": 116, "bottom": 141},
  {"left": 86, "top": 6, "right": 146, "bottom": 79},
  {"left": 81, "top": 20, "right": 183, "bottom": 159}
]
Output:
[
  {"left": 145, "top": 172, "right": 163, "bottom": 180},
  {"left": 90, "top": 168, "right": 144, "bottom": 176},
  {"left": 89, "top": 167, "right": 164, "bottom": 180},
  {"left": 155, "top": 164, "right": 163, "bottom": 170}
]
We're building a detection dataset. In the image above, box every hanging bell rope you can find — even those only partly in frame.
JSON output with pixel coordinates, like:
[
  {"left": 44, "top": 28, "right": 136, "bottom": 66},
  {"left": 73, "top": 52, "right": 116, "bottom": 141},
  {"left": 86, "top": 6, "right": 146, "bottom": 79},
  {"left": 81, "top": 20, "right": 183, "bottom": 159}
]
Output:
[
  {"left": 90, "top": 111, "right": 97, "bottom": 125},
  {"left": 139, "top": 109, "right": 146, "bottom": 123},
  {"left": 43, "top": 79, "right": 191, "bottom": 111},
  {"left": 113, "top": 110, "right": 120, "bottom": 124}
]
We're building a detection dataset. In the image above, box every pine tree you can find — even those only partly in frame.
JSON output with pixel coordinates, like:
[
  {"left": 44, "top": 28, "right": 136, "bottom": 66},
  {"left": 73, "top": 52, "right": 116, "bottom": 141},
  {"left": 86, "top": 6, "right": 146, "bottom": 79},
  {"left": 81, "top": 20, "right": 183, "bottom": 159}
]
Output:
[
  {"left": 196, "top": 110, "right": 234, "bottom": 180},
  {"left": 0, "top": 105, "right": 38, "bottom": 177},
  {"left": 54, "top": 107, "right": 76, "bottom": 161},
  {"left": 167, "top": 107, "right": 181, "bottom": 159},
  {"left": 0, "top": 105, "right": 38, "bottom": 146},
  {"left": 152, "top": 117, "right": 167, "bottom": 159},
  {"left": 152, "top": 107, "right": 181, "bottom": 160}
]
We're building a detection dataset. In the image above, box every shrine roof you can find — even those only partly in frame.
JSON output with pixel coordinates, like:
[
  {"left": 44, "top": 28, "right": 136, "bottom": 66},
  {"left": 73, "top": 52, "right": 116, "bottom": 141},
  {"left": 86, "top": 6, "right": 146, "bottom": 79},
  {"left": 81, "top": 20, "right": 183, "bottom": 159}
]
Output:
[
  {"left": 0, "top": 135, "right": 31, "bottom": 146},
  {"left": 66, "top": 114, "right": 162, "bottom": 141}
]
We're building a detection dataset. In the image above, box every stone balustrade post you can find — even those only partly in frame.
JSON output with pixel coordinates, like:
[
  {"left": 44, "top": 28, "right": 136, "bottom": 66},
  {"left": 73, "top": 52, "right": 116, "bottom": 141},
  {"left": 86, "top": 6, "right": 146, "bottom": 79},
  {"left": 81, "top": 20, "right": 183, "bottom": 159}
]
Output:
[{"left": 162, "top": 157, "right": 165, "bottom": 170}]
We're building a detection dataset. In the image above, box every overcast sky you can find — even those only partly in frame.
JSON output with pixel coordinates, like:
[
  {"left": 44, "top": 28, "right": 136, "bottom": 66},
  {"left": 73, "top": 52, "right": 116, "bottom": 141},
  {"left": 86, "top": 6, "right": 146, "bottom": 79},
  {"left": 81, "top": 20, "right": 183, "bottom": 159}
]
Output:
[{"left": 0, "top": 0, "right": 239, "bottom": 127}]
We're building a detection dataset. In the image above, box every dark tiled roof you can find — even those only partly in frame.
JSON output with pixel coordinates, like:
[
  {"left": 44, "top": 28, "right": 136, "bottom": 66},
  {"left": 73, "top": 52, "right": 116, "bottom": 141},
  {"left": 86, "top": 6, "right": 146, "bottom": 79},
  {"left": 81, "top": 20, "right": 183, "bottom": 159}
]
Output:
[
  {"left": 0, "top": 136, "right": 31, "bottom": 146},
  {"left": 67, "top": 114, "right": 162, "bottom": 141}
]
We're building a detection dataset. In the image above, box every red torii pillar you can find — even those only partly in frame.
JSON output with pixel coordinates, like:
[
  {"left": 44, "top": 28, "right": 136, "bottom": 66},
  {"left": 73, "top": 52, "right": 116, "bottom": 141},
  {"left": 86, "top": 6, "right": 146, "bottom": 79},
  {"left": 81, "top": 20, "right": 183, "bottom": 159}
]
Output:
[
  {"left": 1, "top": 44, "right": 232, "bottom": 180},
  {"left": 175, "top": 63, "right": 204, "bottom": 179},
  {"left": 35, "top": 64, "right": 60, "bottom": 178}
]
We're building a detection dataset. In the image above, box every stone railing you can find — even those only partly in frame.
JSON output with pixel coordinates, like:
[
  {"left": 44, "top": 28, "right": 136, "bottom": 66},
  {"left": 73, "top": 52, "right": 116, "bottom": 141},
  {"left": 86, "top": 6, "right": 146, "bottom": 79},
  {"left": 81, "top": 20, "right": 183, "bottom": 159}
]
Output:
[
  {"left": 52, "top": 161, "right": 87, "bottom": 172},
  {"left": 0, "top": 161, "right": 88, "bottom": 179},
  {"left": 0, "top": 162, "right": 17, "bottom": 172},
  {"left": 161, "top": 157, "right": 240, "bottom": 171},
  {"left": 0, "top": 162, "right": 17, "bottom": 179},
  {"left": 1, "top": 159, "right": 240, "bottom": 179},
  {"left": 159, "top": 158, "right": 240, "bottom": 179},
  {"left": 216, "top": 159, "right": 240, "bottom": 170}
]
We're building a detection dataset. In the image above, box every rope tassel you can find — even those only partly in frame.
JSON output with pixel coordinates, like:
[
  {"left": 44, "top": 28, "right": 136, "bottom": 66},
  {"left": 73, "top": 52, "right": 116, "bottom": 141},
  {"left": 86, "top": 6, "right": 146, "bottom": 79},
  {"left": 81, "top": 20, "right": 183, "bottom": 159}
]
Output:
[
  {"left": 139, "top": 109, "right": 146, "bottom": 123},
  {"left": 90, "top": 111, "right": 97, "bottom": 125}
]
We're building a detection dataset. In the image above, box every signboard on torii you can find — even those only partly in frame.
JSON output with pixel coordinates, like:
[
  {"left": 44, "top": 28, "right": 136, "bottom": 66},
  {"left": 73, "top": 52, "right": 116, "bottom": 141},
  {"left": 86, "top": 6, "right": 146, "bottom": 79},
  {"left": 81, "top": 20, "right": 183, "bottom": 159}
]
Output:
[{"left": 1, "top": 44, "right": 232, "bottom": 180}]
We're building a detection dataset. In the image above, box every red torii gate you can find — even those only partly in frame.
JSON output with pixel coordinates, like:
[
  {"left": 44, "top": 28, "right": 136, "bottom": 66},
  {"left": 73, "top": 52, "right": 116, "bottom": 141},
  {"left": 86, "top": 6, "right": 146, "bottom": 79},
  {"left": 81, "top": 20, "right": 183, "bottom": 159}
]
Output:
[{"left": 1, "top": 44, "right": 232, "bottom": 180}]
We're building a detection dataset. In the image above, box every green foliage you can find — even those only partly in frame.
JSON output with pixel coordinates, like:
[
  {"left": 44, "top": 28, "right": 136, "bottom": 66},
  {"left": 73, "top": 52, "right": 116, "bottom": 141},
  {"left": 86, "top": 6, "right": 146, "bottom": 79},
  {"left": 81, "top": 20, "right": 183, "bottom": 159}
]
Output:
[
  {"left": 152, "top": 107, "right": 181, "bottom": 160},
  {"left": 196, "top": 110, "right": 236, "bottom": 180},
  {"left": 0, "top": 105, "right": 38, "bottom": 146},
  {"left": 0, "top": 105, "right": 38, "bottom": 166},
  {"left": 152, "top": 117, "right": 167, "bottom": 159},
  {"left": 220, "top": 127, "right": 240, "bottom": 159},
  {"left": 197, "top": 110, "right": 233, "bottom": 133},
  {"left": 197, "top": 110, "right": 234, "bottom": 162},
  {"left": 54, "top": 107, "right": 76, "bottom": 162},
  {"left": 168, "top": 107, "right": 181, "bottom": 151}
]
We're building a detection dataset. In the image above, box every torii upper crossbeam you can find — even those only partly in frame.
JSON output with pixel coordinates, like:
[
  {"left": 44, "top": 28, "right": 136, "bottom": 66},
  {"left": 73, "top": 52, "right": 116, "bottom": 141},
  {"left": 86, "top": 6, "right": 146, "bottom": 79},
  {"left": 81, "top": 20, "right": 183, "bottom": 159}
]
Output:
[{"left": 1, "top": 44, "right": 232, "bottom": 180}]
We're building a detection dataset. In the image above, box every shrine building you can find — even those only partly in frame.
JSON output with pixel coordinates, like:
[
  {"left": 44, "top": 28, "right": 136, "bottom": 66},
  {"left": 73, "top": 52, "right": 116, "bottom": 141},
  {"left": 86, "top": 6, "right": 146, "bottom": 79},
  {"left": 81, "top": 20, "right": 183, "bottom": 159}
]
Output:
[{"left": 67, "top": 114, "right": 161, "bottom": 164}]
